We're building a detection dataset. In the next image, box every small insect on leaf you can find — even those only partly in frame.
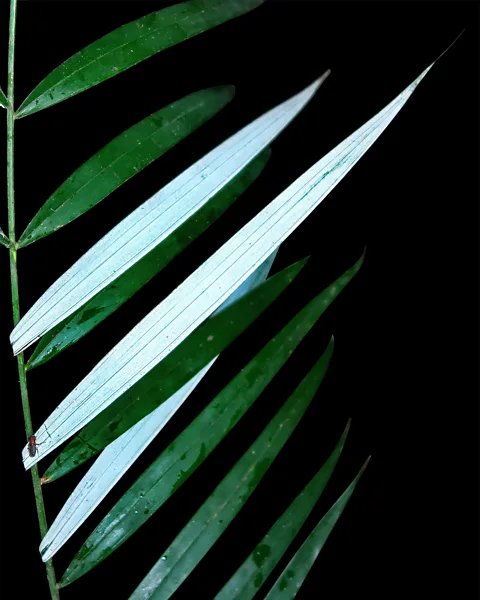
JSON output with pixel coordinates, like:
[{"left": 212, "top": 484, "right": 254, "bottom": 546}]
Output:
[{"left": 28, "top": 435, "right": 38, "bottom": 457}]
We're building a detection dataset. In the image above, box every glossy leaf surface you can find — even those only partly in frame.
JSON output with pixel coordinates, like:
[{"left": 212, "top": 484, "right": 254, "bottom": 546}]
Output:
[
  {"left": 264, "top": 457, "right": 371, "bottom": 599},
  {"left": 16, "top": 0, "right": 265, "bottom": 118},
  {"left": 38, "top": 258, "right": 308, "bottom": 477},
  {"left": 214, "top": 421, "right": 350, "bottom": 600},
  {"left": 27, "top": 149, "right": 271, "bottom": 370},
  {"left": 129, "top": 343, "right": 334, "bottom": 600},
  {"left": 40, "top": 252, "right": 277, "bottom": 562},
  {"left": 19, "top": 86, "right": 235, "bottom": 247},
  {"left": 11, "top": 75, "right": 326, "bottom": 357}
]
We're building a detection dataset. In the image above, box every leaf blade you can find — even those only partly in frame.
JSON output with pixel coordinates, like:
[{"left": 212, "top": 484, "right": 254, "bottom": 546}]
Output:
[
  {"left": 16, "top": 0, "right": 265, "bottom": 118},
  {"left": 27, "top": 149, "right": 272, "bottom": 370},
  {"left": 213, "top": 421, "right": 350, "bottom": 600},
  {"left": 11, "top": 74, "right": 327, "bottom": 356},
  {"left": 263, "top": 457, "right": 371, "bottom": 599},
  {"left": 33, "top": 257, "right": 308, "bottom": 474},
  {"left": 39, "top": 251, "right": 277, "bottom": 562},
  {"left": 42, "top": 250, "right": 362, "bottom": 482},
  {"left": 128, "top": 343, "right": 334, "bottom": 600},
  {"left": 58, "top": 251, "right": 362, "bottom": 582},
  {"left": 18, "top": 86, "right": 235, "bottom": 247}
]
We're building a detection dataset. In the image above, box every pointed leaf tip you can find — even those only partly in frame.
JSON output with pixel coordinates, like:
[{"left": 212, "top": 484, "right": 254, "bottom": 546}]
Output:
[
  {"left": 434, "top": 29, "right": 465, "bottom": 64},
  {"left": 263, "top": 456, "right": 370, "bottom": 599}
]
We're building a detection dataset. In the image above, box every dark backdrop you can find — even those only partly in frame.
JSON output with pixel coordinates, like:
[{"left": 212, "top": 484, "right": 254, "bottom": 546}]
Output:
[{"left": 0, "top": 1, "right": 478, "bottom": 599}]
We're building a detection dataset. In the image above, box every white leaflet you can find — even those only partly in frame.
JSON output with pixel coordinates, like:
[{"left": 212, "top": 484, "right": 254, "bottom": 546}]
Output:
[
  {"left": 39, "top": 252, "right": 278, "bottom": 562},
  {"left": 22, "top": 62, "right": 434, "bottom": 471},
  {"left": 10, "top": 73, "right": 329, "bottom": 356}
]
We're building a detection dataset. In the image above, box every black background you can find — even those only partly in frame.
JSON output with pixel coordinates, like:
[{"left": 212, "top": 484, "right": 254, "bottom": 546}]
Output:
[{"left": 0, "top": 1, "right": 478, "bottom": 598}]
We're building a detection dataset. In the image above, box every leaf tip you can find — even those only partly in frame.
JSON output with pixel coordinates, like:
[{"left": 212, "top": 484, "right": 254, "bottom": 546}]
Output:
[
  {"left": 344, "top": 417, "right": 352, "bottom": 435},
  {"left": 357, "top": 456, "right": 372, "bottom": 480},
  {"left": 434, "top": 29, "right": 465, "bottom": 65}
]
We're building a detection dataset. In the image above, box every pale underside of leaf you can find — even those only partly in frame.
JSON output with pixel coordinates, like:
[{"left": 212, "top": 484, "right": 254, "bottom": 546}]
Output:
[
  {"left": 129, "top": 343, "right": 334, "bottom": 600},
  {"left": 20, "top": 61, "right": 431, "bottom": 470},
  {"left": 27, "top": 149, "right": 273, "bottom": 370},
  {"left": 58, "top": 251, "right": 363, "bottom": 584},
  {"left": 263, "top": 457, "right": 371, "bottom": 599},
  {"left": 214, "top": 420, "right": 350, "bottom": 600},
  {"left": 15, "top": 0, "right": 266, "bottom": 118},
  {"left": 40, "top": 251, "right": 278, "bottom": 562},
  {"left": 12, "top": 73, "right": 328, "bottom": 356},
  {"left": 19, "top": 86, "right": 235, "bottom": 247}
]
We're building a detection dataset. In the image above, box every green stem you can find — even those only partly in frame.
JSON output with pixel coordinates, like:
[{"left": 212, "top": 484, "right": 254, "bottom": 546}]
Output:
[{"left": 7, "top": 1, "right": 60, "bottom": 598}]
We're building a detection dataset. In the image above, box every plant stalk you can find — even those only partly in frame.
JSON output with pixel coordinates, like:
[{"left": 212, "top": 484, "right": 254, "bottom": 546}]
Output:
[{"left": 6, "top": 1, "right": 60, "bottom": 598}]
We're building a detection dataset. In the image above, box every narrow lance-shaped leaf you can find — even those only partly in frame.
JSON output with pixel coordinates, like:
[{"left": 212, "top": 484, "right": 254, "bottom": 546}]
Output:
[
  {"left": 27, "top": 149, "right": 272, "bottom": 370},
  {"left": 11, "top": 74, "right": 328, "bottom": 356},
  {"left": 29, "top": 257, "right": 308, "bottom": 473},
  {"left": 214, "top": 421, "right": 350, "bottom": 600},
  {"left": 39, "top": 250, "right": 278, "bottom": 562},
  {"left": 264, "top": 457, "right": 371, "bottom": 600},
  {"left": 16, "top": 0, "right": 266, "bottom": 118},
  {"left": 43, "top": 250, "right": 363, "bottom": 483},
  {"left": 58, "top": 252, "right": 362, "bottom": 583},
  {"left": 17, "top": 58, "right": 432, "bottom": 469},
  {"left": 129, "top": 343, "right": 334, "bottom": 600},
  {"left": 0, "top": 86, "right": 7, "bottom": 109},
  {"left": 19, "top": 86, "right": 235, "bottom": 247},
  {"left": 0, "top": 229, "right": 9, "bottom": 248}
]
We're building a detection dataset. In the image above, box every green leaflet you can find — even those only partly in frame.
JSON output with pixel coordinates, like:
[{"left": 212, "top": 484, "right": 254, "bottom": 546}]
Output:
[
  {"left": 27, "top": 149, "right": 271, "bottom": 370},
  {"left": 60, "top": 248, "right": 362, "bottom": 586},
  {"left": 0, "top": 229, "right": 9, "bottom": 247},
  {"left": 0, "top": 86, "right": 7, "bottom": 109},
  {"left": 128, "top": 343, "right": 334, "bottom": 600},
  {"left": 42, "top": 256, "right": 309, "bottom": 483},
  {"left": 16, "top": 0, "right": 265, "bottom": 118},
  {"left": 19, "top": 86, "right": 234, "bottom": 247},
  {"left": 264, "top": 457, "right": 371, "bottom": 599},
  {"left": 214, "top": 421, "right": 350, "bottom": 600}
]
